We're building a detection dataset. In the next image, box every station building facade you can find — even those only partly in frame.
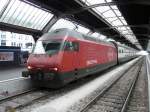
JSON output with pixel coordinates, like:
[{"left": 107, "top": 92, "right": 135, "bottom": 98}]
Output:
[{"left": 0, "top": 31, "right": 35, "bottom": 52}]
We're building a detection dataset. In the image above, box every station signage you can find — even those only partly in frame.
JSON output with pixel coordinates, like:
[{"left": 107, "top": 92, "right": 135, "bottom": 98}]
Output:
[{"left": 0, "top": 52, "right": 14, "bottom": 61}]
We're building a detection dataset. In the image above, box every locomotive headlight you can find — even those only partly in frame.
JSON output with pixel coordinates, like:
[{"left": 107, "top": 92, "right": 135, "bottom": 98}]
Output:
[
  {"left": 49, "top": 67, "right": 58, "bottom": 71},
  {"left": 27, "top": 66, "right": 32, "bottom": 70},
  {"left": 53, "top": 67, "right": 58, "bottom": 71}
]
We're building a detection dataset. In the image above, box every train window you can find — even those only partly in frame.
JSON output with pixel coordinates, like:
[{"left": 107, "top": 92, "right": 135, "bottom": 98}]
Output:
[
  {"left": 64, "top": 41, "right": 74, "bottom": 51},
  {"left": 45, "top": 42, "right": 61, "bottom": 54},
  {"left": 32, "top": 40, "right": 61, "bottom": 54},
  {"left": 72, "top": 42, "right": 79, "bottom": 51},
  {"left": 33, "top": 41, "right": 45, "bottom": 54},
  {"left": 64, "top": 41, "right": 79, "bottom": 51}
]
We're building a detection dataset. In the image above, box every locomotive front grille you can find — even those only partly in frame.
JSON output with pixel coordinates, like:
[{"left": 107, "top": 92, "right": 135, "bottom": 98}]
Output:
[
  {"left": 36, "top": 71, "right": 55, "bottom": 81},
  {"left": 44, "top": 72, "right": 55, "bottom": 80},
  {"left": 37, "top": 72, "right": 44, "bottom": 80}
]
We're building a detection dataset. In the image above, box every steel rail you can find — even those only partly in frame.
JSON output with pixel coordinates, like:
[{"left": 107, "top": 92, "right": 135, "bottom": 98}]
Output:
[
  {"left": 0, "top": 88, "right": 36, "bottom": 103},
  {"left": 0, "top": 88, "right": 51, "bottom": 111},
  {"left": 14, "top": 92, "right": 50, "bottom": 110},
  {"left": 121, "top": 62, "right": 143, "bottom": 112}
]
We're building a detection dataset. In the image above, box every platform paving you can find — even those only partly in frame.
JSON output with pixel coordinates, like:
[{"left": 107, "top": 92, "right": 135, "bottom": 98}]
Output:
[{"left": 0, "top": 66, "right": 26, "bottom": 81}]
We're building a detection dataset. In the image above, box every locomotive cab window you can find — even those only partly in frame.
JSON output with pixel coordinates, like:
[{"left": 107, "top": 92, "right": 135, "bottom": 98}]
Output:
[
  {"left": 33, "top": 40, "right": 61, "bottom": 54},
  {"left": 45, "top": 42, "right": 61, "bottom": 54}
]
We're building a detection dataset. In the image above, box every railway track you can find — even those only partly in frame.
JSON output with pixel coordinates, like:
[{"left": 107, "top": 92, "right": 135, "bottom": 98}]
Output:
[
  {"left": 126, "top": 62, "right": 148, "bottom": 112},
  {"left": 80, "top": 60, "right": 148, "bottom": 112},
  {"left": 0, "top": 89, "right": 51, "bottom": 112}
]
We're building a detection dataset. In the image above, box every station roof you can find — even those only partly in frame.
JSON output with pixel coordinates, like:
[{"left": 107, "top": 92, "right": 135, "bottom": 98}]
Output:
[
  {"left": 0, "top": 0, "right": 149, "bottom": 50},
  {"left": 114, "top": 0, "right": 150, "bottom": 50}
]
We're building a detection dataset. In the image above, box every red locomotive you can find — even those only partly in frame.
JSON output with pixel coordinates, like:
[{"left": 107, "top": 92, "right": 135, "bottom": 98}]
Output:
[{"left": 22, "top": 28, "right": 137, "bottom": 88}]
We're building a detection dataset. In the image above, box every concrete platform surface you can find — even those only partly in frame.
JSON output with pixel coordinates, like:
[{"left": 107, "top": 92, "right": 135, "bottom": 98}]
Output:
[{"left": 0, "top": 66, "right": 27, "bottom": 81}]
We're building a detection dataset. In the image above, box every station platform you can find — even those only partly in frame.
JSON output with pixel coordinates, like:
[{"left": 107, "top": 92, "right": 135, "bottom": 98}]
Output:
[{"left": 0, "top": 66, "right": 27, "bottom": 81}]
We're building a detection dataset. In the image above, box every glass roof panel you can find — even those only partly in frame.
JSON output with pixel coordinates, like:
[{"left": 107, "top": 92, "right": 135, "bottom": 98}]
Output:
[
  {"left": 31, "top": 11, "right": 46, "bottom": 29},
  {"left": 0, "top": 0, "right": 54, "bottom": 30},
  {"left": 119, "top": 27, "right": 127, "bottom": 31},
  {"left": 23, "top": 7, "right": 39, "bottom": 28},
  {"left": 1, "top": 0, "right": 18, "bottom": 22},
  {"left": 85, "top": 0, "right": 105, "bottom": 5},
  {"left": 0, "top": 0, "right": 9, "bottom": 14},
  {"left": 128, "top": 31, "right": 132, "bottom": 34},
  {"left": 114, "top": 10, "right": 122, "bottom": 16},
  {"left": 39, "top": 13, "right": 53, "bottom": 30},
  {"left": 49, "top": 19, "right": 76, "bottom": 31},
  {"left": 93, "top": 8, "right": 104, "bottom": 18},
  {"left": 122, "top": 30, "right": 129, "bottom": 34},
  {"left": 126, "top": 27, "right": 130, "bottom": 30},
  {"left": 121, "top": 19, "right": 127, "bottom": 25},
  {"left": 80, "top": 0, "right": 142, "bottom": 48},
  {"left": 91, "top": 32, "right": 100, "bottom": 38},
  {"left": 19, "top": 5, "right": 35, "bottom": 26},
  {"left": 111, "top": 6, "right": 118, "bottom": 10},
  {"left": 103, "top": 10, "right": 116, "bottom": 18},
  {"left": 6, "top": 1, "right": 22, "bottom": 24},
  {"left": 11, "top": 2, "right": 28, "bottom": 25},
  {"left": 107, "top": 17, "right": 118, "bottom": 22},
  {"left": 106, "top": 0, "right": 112, "bottom": 2},
  {"left": 21, "top": 7, "right": 37, "bottom": 27},
  {"left": 29, "top": 9, "right": 44, "bottom": 29},
  {"left": 76, "top": 25, "right": 90, "bottom": 34},
  {"left": 112, "top": 20, "right": 123, "bottom": 26},
  {"left": 119, "top": 17, "right": 124, "bottom": 20},
  {"left": 49, "top": 18, "right": 90, "bottom": 34},
  {"left": 100, "top": 34, "right": 107, "bottom": 40},
  {"left": 96, "top": 6, "right": 110, "bottom": 13}
]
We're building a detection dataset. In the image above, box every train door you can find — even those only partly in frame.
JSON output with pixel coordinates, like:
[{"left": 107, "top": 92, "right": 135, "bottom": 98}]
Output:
[
  {"left": 62, "top": 41, "right": 79, "bottom": 74},
  {"left": 72, "top": 41, "right": 80, "bottom": 76}
]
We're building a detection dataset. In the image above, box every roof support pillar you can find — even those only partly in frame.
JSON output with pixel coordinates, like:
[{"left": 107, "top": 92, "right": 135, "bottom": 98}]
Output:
[
  {"left": 32, "top": 35, "right": 40, "bottom": 42},
  {"left": 0, "top": 22, "right": 42, "bottom": 36},
  {"left": 42, "top": 15, "right": 60, "bottom": 33}
]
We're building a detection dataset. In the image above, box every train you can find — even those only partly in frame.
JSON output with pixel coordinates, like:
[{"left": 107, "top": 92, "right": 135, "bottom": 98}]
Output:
[{"left": 22, "top": 28, "right": 138, "bottom": 88}]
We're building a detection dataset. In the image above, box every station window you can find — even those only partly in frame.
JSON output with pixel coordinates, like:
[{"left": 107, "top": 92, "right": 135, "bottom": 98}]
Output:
[
  {"left": 11, "top": 42, "right": 13, "bottom": 46},
  {"left": 1, "top": 40, "right": 6, "bottom": 46},
  {"left": 119, "top": 49, "right": 121, "bottom": 53},
  {"left": 1, "top": 34, "right": 6, "bottom": 39}
]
